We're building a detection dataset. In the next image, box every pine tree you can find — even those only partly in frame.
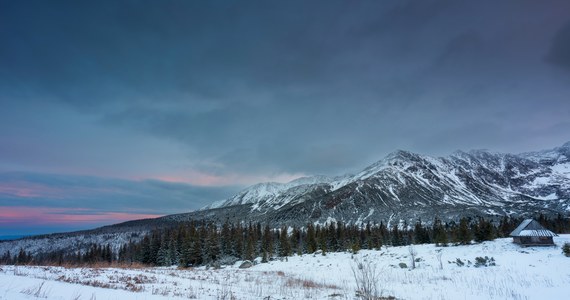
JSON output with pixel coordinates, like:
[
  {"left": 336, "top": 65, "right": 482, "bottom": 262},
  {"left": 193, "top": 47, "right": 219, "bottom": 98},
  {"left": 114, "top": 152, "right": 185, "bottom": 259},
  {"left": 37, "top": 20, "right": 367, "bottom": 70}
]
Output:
[
  {"left": 233, "top": 224, "right": 244, "bottom": 259},
  {"left": 17, "top": 248, "right": 29, "bottom": 265},
  {"left": 379, "top": 221, "right": 389, "bottom": 245},
  {"left": 307, "top": 223, "right": 317, "bottom": 253},
  {"left": 1, "top": 250, "right": 12, "bottom": 265},
  {"left": 351, "top": 239, "right": 361, "bottom": 254},
  {"left": 317, "top": 225, "right": 327, "bottom": 255},
  {"left": 179, "top": 234, "right": 193, "bottom": 267},
  {"left": 157, "top": 237, "right": 169, "bottom": 266},
  {"left": 167, "top": 236, "right": 179, "bottom": 265},
  {"left": 391, "top": 224, "right": 402, "bottom": 246},
  {"left": 245, "top": 234, "right": 255, "bottom": 261},
  {"left": 432, "top": 217, "right": 448, "bottom": 246},
  {"left": 221, "top": 220, "right": 232, "bottom": 257},
  {"left": 149, "top": 232, "right": 162, "bottom": 265},
  {"left": 455, "top": 217, "right": 471, "bottom": 245},
  {"left": 290, "top": 226, "right": 302, "bottom": 255},
  {"left": 279, "top": 226, "right": 291, "bottom": 257},
  {"left": 370, "top": 224, "right": 382, "bottom": 250},
  {"left": 190, "top": 232, "right": 203, "bottom": 266},
  {"left": 104, "top": 244, "right": 112, "bottom": 263},
  {"left": 262, "top": 224, "right": 273, "bottom": 259},
  {"left": 473, "top": 218, "right": 494, "bottom": 243},
  {"left": 328, "top": 222, "right": 338, "bottom": 251},
  {"left": 413, "top": 219, "right": 431, "bottom": 244},
  {"left": 359, "top": 225, "right": 368, "bottom": 249},
  {"left": 336, "top": 221, "right": 346, "bottom": 251}
]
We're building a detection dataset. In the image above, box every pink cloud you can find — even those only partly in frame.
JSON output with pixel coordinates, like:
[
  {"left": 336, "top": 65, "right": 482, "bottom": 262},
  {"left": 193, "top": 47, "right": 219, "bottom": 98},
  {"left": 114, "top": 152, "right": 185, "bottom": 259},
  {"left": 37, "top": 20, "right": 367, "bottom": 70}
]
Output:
[
  {"left": 0, "top": 182, "right": 66, "bottom": 198},
  {"left": 0, "top": 180, "right": 140, "bottom": 200},
  {"left": 0, "top": 206, "right": 162, "bottom": 226},
  {"left": 146, "top": 171, "right": 306, "bottom": 187}
]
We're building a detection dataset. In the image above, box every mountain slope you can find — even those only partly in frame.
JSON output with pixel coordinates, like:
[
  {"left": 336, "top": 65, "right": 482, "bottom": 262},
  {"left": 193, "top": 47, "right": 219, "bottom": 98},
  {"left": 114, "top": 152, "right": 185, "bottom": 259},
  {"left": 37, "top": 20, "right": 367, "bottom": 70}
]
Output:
[
  {"left": 166, "top": 142, "right": 570, "bottom": 226},
  {"left": 2, "top": 143, "right": 569, "bottom": 257}
]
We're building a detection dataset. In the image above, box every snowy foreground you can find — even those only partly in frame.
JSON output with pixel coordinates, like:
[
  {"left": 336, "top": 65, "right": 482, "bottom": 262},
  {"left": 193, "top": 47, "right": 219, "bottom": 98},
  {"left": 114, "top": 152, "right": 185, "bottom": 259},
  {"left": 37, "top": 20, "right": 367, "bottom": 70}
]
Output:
[{"left": 1, "top": 236, "right": 570, "bottom": 300}]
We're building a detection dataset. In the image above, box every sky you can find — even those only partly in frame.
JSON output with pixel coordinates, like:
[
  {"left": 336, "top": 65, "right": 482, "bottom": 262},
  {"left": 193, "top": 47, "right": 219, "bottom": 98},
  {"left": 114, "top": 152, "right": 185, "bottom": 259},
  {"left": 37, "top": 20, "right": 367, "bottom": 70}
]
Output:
[{"left": 1, "top": 0, "right": 570, "bottom": 236}]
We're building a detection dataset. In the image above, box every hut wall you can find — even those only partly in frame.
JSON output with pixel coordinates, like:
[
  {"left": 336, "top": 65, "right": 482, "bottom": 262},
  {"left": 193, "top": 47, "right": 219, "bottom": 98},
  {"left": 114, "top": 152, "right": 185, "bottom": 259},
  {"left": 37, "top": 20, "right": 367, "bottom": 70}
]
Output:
[{"left": 512, "top": 236, "right": 554, "bottom": 246}]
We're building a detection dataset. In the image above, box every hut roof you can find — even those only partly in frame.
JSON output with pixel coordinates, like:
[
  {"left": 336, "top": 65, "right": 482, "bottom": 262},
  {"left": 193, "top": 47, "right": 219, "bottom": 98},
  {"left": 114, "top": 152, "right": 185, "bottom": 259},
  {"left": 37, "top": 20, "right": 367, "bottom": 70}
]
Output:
[{"left": 510, "top": 219, "right": 556, "bottom": 237}]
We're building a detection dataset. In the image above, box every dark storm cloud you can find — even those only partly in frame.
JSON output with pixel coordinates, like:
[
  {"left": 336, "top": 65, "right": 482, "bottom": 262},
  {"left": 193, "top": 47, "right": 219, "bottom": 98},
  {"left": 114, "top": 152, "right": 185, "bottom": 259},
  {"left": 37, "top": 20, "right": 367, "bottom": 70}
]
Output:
[
  {"left": 547, "top": 20, "right": 570, "bottom": 71},
  {"left": 1, "top": 0, "right": 570, "bottom": 180}
]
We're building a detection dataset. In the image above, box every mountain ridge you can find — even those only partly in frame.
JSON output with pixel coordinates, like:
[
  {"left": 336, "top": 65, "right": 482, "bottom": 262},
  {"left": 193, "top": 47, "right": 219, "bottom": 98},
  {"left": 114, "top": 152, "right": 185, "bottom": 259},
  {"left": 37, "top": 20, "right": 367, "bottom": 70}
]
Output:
[
  {"left": 189, "top": 142, "right": 570, "bottom": 227},
  {"left": 1, "top": 142, "right": 569, "bottom": 257}
]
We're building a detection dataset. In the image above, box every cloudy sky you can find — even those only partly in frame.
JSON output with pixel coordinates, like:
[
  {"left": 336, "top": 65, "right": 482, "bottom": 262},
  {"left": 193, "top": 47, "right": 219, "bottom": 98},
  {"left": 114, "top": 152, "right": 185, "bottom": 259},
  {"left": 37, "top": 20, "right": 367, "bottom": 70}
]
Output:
[{"left": 1, "top": 0, "right": 570, "bottom": 236}]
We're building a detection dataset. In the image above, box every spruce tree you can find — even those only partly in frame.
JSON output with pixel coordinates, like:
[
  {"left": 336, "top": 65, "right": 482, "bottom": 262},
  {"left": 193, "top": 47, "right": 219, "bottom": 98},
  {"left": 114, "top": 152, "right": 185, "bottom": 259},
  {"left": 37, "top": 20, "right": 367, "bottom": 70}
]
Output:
[
  {"left": 307, "top": 223, "right": 317, "bottom": 253},
  {"left": 391, "top": 224, "right": 402, "bottom": 246},
  {"left": 221, "top": 220, "right": 232, "bottom": 257},
  {"left": 474, "top": 218, "right": 494, "bottom": 243},
  {"left": 336, "top": 221, "right": 346, "bottom": 251},
  {"left": 290, "top": 227, "right": 301, "bottom": 255},
  {"left": 262, "top": 224, "right": 273, "bottom": 259},
  {"left": 317, "top": 225, "right": 327, "bottom": 255},
  {"left": 157, "top": 237, "right": 169, "bottom": 266},
  {"left": 279, "top": 226, "right": 291, "bottom": 257},
  {"left": 233, "top": 224, "right": 244, "bottom": 259},
  {"left": 328, "top": 222, "right": 338, "bottom": 251},
  {"left": 205, "top": 226, "right": 220, "bottom": 263},
  {"left": 190, "top": 233, "right": 203, "bottom": 266},
  {"left": 245, "top": 234, "right": 255, "bottom": 261},
  {"left": 455, "top": 217, "right": 471, "bottom": 245},
  {"left": 179, "top": 236, "right": 192, "bottom": 267},
  {"left": 432, "top": 217, "right": 448, "bottom": 246}
]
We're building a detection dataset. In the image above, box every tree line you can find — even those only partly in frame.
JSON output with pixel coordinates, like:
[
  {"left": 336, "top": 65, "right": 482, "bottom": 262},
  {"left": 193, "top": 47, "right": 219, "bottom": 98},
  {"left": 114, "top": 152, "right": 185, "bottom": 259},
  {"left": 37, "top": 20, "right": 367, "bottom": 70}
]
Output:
[{"left": 2, "top": 214, "right": 569, "bottom": 266}]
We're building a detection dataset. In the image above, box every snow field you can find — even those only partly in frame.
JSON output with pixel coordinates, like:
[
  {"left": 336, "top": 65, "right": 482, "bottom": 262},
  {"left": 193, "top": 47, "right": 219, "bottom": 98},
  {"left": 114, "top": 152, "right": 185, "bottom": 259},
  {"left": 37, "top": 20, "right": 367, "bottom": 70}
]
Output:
[{"left": 1, "top": 235, "right": 570, "bottom": 300}]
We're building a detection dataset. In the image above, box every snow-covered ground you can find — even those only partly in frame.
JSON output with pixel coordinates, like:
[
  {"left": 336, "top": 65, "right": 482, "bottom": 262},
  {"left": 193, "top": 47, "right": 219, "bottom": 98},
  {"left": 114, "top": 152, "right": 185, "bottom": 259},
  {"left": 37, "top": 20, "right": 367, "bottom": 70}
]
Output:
[{"left": 1, "top": 235, "right": 569, "bottom": 300}]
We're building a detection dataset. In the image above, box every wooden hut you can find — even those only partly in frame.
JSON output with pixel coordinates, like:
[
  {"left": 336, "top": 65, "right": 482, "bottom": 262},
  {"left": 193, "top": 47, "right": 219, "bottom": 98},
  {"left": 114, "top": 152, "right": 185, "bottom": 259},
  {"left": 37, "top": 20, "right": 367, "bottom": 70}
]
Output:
[{"left": 510, "top": 219, "right": 556, "bottom": 246}]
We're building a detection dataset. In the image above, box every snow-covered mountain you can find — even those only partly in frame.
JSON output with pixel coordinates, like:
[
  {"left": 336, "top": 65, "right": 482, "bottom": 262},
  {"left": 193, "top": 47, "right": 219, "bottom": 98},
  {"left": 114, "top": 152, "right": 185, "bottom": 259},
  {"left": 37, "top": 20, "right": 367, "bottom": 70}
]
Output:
[
  {"left": 2, "top": 143, "right": 569, "bottom": 257},
  {"left": 204, "top": 175, "right": 336, "bottom": 210},
  {"left": 168, "top": 142, "right": 570, "bottom": 226}
]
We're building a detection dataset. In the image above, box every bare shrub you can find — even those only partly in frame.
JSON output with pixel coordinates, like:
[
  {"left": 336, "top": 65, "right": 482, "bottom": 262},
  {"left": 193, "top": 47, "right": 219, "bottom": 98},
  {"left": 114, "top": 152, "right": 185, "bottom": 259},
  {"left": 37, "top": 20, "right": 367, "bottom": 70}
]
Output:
[
  {"left": 125, "top": 281, "right": 143, "bottom": 292},
  {"left": 181, "top": 285, "right": 198, "bottom": 299},
  {"left": 84, "top": 280, "right": 111, "bottom": 289},
  {"left": 216, "top": 283, "right": 235, "bottom": 300},
  {"left": 562, "top": 242, "right": 570, "bottom": 257},
  {"left": 284, "top": 277, "right": 338, "bottom": 289},
  {"left": 408, "top": 245, "right": 417, "bottom": 269},
  {"left": 474, "top": 256, "right": 496, "bottom": 267},
  {"left": 132, "top": 274, "right": 154, "bottom": 284},
  {"left": 352, "top": 258, "right": 380, "bottom": 300},
  {"left": 14, "top": 266, "right": 23, "bottom": 276},
  {"left": 152, "top": 286, "right": 170, "bottom": 296},
  {"left": 436, "top": 249, "right": 443, "bottom": 270},
  {"left": 21, "top": 281, "right": 49, "bottom": 298},
  {"left": 71, "top": 291, "right": 82, "bottom": 300}
]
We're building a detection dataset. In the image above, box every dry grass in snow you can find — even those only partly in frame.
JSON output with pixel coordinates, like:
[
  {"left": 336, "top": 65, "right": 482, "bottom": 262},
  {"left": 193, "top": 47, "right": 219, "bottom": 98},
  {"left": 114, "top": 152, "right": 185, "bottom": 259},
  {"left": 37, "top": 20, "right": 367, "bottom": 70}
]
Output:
[{"left": 1, "top": 235, "right": 570, "bottom": 299}]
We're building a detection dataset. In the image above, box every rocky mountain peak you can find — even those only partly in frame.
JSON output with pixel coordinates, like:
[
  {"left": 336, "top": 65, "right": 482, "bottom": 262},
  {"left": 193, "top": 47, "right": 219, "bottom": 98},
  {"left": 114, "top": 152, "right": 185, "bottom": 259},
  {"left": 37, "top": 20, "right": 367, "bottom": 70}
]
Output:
[{"left": 193, "top": 142, "right": 570, "bottom": 227}]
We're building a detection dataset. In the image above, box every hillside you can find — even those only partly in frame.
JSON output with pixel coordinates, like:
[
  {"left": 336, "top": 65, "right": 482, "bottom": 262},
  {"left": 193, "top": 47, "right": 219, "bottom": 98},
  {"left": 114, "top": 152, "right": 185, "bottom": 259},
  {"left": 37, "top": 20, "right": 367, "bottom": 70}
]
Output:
[
  {"left": 1, "top": 235, "right": 570, "bottom": 299},
  {"left": 165, "top": 142, "right": 570, "bottom": 226},
  {"left": 1, "top": 142, "right": 569, "bottom": 257}
]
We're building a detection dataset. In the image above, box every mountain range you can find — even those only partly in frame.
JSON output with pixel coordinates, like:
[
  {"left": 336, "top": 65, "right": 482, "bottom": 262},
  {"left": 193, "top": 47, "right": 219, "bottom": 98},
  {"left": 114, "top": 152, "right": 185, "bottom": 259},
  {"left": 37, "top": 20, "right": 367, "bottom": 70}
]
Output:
[
  {"left": 1, "top": 142, "right": 569, "bottom": 255},
  {"left": 164, "top": 141, "right": 570, "bottom": 226}
]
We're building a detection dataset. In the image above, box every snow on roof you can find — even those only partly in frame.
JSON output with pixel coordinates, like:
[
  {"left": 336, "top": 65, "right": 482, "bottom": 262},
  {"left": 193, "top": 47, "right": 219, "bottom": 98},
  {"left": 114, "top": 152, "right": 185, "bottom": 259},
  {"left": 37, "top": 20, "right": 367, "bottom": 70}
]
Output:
[
  {"left": 510, "top": 219, "right": 556, "bottom": 237},
  {"left": 518, "top": 229, "right": 557, "bottom": 237}
]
